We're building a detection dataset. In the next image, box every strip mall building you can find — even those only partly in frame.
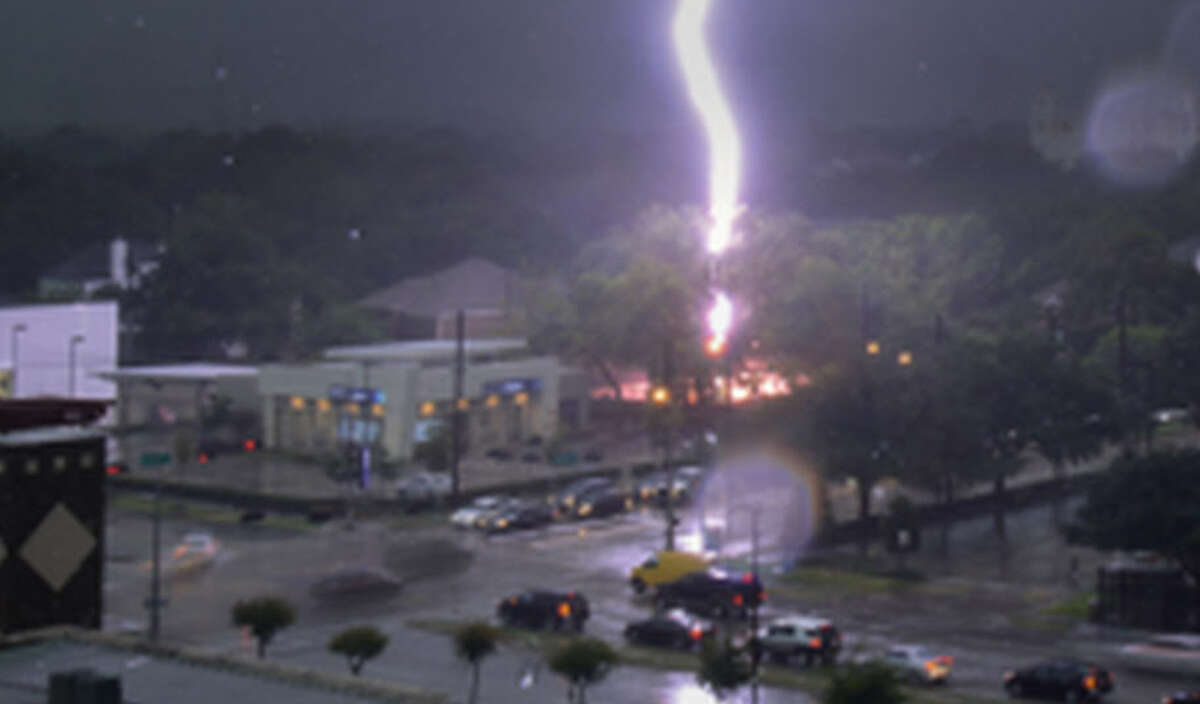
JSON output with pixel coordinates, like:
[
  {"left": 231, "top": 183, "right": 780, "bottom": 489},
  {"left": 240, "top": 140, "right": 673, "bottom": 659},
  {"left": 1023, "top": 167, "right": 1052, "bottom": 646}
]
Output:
[{"left": 258, "top": 339, "right": 591, "bottom": 461}]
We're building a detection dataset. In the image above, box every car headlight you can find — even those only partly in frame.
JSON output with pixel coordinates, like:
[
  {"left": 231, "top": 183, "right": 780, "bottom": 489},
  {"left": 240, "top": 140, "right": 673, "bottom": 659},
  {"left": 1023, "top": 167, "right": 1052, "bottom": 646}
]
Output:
[
  {"left": 577, "top": 503, "right": 593, "bottom": 517},
  {"left": 495, "top": 518, "right": 509, "bottom": 529},
  {"left": 564, "top": 497, "right": 576, "bottom": 508}
]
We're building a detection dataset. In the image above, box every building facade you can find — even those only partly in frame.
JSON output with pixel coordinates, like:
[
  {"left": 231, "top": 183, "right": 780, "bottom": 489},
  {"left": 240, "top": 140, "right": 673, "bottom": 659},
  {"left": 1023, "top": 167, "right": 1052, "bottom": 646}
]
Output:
[
  {"left": 0, "top": 302, "right": 118, "bottom": 401},
  {"left": 259, "top": 340, "right": 590, "bottom": 461}
]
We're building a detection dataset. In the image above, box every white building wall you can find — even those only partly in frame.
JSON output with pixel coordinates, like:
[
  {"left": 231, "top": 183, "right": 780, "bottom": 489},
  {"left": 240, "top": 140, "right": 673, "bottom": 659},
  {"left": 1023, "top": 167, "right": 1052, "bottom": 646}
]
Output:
[{"left": 0, "top": 302, "right": 118, "bottom": 400}]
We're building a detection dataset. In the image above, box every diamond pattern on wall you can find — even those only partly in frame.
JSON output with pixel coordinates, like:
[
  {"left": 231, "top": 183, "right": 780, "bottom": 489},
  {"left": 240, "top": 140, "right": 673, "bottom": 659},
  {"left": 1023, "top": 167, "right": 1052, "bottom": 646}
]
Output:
[{"left": 19, "top": 503, "right": 96, "bottom": 592}]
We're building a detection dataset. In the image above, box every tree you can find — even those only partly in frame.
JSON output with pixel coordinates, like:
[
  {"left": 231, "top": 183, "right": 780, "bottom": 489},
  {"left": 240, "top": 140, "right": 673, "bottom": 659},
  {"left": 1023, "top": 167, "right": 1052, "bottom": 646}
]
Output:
[
  {"left": 824, "top": 662, "right": 906, "bottom": 704},
  {"left": 547, "top": 637, "right": 618, "bottom": 704},
  {"left": 453, "top": 621, "right": 500, "bottom": 704},
  {"left": 231, "top": 596, "right": 295, "bottom": 658},
  {"left": 1068, "top": 449, "right": 1200, "bottom": 582},
  {"left": 696, "top": 638, "right": 752, "bottom": 700},
  {"left": 328, "top": 625, "right": 388, "bottom": 676}
]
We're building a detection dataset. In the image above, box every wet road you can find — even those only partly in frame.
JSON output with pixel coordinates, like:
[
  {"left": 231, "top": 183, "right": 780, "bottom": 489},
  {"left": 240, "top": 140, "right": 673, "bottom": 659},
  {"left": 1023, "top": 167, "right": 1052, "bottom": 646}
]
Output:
[{"left": 104, "top": 485, "right": 1198, "bottom": 704}]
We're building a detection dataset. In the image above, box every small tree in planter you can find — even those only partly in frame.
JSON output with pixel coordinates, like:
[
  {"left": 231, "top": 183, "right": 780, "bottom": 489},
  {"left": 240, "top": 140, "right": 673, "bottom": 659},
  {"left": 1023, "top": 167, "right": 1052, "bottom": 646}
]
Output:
[
  {"left": 453, "top": 621, "right": 500, "bottom": 704},
  {"left": 231, "top": 596, "right": 295, "bottom": 658},
  {"left": 329, "top": 625, "right": 389, "bottom": 676},
  {"left": 548, "top": 637, "right": 618, "bottom": 704}
]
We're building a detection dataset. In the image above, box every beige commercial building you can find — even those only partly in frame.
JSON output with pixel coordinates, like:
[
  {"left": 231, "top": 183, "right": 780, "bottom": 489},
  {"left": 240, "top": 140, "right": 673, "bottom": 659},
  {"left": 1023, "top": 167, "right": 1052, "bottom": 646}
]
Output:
[{"left": 259, "top": 339, "right": 590, "bottom": 461}]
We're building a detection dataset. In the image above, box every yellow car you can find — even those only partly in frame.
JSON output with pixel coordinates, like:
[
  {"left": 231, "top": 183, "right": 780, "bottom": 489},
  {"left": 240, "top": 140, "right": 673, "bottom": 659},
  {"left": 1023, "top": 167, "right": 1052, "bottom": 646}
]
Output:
[{"left": 630, "top": 550, "right": 709, "bottom": 594}]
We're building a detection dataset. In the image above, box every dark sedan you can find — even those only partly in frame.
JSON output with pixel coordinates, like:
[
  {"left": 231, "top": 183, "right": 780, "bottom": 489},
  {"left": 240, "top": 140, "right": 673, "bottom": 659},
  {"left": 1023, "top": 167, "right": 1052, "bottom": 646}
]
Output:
[
  {"left": 624, "top": 609, "right": 714, "bottom": 650},
  {"left": 497, "top": 590, "right": 589, "bottom": 632},
  {"left": 573, "top": 485, "right": 632, "bottom": 519},
  {"left": 656, "top": 569, "right": 765, "bottom": 619},
  {"left": 1003, "top": 660, "right": 1113, "bottom": 702},
  {"left": 486, "top": 501, "right": 556, "bottom": 533}
]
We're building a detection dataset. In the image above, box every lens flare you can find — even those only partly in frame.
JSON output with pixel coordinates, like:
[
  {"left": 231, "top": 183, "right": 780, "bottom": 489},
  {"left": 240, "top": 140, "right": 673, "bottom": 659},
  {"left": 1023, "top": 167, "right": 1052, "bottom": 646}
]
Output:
[
  {"left": 673, "top": 0, "right": 742, "bottom": 256},
  {"left": 705, "top": 290, "right": 733, "bottom": 353}
]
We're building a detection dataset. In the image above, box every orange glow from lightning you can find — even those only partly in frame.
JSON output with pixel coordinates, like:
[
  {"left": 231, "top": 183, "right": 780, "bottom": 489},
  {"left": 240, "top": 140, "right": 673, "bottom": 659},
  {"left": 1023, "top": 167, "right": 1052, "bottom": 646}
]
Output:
[{"left": 673, "top": 0, "right": 742, "bottom": 256}]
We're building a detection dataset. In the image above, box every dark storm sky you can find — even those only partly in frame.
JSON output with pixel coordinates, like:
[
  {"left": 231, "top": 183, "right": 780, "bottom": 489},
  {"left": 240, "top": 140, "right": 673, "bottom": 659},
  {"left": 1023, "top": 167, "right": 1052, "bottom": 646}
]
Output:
[{"left": 1, "top": 0, "right": 1195, "bottom": 135}]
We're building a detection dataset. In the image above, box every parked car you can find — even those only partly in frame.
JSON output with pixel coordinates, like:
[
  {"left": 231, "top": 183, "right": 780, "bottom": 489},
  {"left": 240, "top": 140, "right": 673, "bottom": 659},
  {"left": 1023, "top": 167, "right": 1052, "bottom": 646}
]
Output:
[
  {"left": 395, "top": 472, "right": 452, "bottom": 507},
  {"left": 551, "top": 477, "right": 612, "bottom": 513},
  {"left": 873, "top": 644, "right": 953, "bottom": 684},
  {"left": 573, "top": 485, "right": 632, "bottom": 519},
  {"left": 497, "top": 589, "right": 589, "bottom": 632},
  {"left": 1164, "top": 692, "right": 1200, "bottom": 704},
  {"left": 310, "top": 568, "right": 403, "bottom": 602},
  {"left": 656, "top": 569, "right": 765, "bottom": 619},
  {"left": 472, "top": 496, "right": 524, "bottom": 530},
  {"left": 1003, "top": 660, "right": 1113, "bottom": 701},
  {"left": 629, "top": 550, "right": 710, "bottom": 594},
  {"left": 758, "top": 615, "right": 842, "bottom": 666},
  {"left": 624, "top": 609, "right": 714, "bottom": 650},
  {"left": 450, "top": 495, "right": 508, "bottom": 529},
  {"left": 486, "top": 500, "right": 556, "bottom": 533}
]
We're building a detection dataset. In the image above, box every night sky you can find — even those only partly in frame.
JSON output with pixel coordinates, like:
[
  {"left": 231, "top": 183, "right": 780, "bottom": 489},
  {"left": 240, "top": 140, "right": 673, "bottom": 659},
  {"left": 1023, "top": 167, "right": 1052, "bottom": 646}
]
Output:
[{"left": 1, "top": 0, "right": 1196, "bottom": 136}]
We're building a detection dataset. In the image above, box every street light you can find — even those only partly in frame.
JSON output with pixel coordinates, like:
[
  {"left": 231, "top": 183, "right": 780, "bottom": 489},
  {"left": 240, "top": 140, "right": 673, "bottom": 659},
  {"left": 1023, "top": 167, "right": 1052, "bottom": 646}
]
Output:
[
  {"left": 68, "top": 334, "right": 85, "bottom": 397},
  {"left": 897, "top": 350, "right": 913, "bottom": 366},
  {"left": 9, "top": 323, "right": 27, "bottom": 397}
]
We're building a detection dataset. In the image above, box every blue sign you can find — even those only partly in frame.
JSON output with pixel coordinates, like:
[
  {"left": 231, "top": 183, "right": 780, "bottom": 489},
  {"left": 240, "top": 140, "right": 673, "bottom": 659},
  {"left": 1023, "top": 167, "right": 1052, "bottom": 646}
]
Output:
[
  {"left": 329, "top": 385, "right": 386, "bottom": 404},
  {"left": 483, "top": 378, "right": 541, "bottom": 396}
]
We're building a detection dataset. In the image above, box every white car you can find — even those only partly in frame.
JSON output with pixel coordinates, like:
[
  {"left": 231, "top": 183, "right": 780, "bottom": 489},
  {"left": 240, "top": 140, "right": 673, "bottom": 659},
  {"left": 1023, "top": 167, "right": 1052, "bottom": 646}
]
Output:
[
  {"left": 450, "top": 495, "right": 507, "bottom": 528},
  {"left": 873, "top": 645, "right": 953, "bottom": 684},
  {"left": 395, "top": 472, "right": 452, "bottom": 504},
  {"left": 168, "top": 532, "right": 219, "bottom": 573},
  {"left": 758, "top": 615, "right": 842, "bottom": 666}
]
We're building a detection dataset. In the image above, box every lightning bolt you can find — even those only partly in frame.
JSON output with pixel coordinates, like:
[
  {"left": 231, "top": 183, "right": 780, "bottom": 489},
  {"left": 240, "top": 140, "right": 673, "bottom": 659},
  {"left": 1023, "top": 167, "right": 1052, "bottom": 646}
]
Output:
[
  {"left": 673, "top": 0, "right": 741, "bottom": 359},
  {"left": 673, "top": 0, "right": 742, "bottom": 256}
]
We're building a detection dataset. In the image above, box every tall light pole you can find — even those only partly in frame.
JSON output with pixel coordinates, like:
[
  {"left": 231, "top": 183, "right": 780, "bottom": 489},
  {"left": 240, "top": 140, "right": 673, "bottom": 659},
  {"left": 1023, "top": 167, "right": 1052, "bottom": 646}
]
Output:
[
  {"left": 68, "top": 334, "right": 86, "bottom": 397},
  {"left": 9, "top": 323, "right": 27, "bottom": 397}
]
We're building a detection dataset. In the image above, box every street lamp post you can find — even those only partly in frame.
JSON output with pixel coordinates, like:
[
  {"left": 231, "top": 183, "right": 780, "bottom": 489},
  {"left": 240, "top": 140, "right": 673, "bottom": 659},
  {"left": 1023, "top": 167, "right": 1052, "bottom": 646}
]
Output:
[
  {"left": 68, "top": 334, "right": 85, "bottom": 397},
  {"left": 9, "top": 323, "right": 27, "bottom": 397}
]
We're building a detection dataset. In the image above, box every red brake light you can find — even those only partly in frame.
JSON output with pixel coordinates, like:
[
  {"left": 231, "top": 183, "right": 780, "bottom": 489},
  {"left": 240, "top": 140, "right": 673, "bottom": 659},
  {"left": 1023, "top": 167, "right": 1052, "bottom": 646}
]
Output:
[
  {"left": 938, "top": 655, "right": 953, "bottom": 666},
  {"left": 243, "top": 439, "right": 256, "bottom": 451},
  {"left": 732, "top": 594, "right": 744, "bottom": 606},
  {"left": 198, "top": 453, "right": 209, "bottom": 464},
  {"left": 105, "top": 465, "right": 121, "bottom": 476},
  {"left": 759, "top": 590, "right": 766, "bottom": 602},
  {"left": 690, "top": 627, "right": 703, "bottom": 640},
  {"left": 809, "top": 637, "right": 822, "bottom": 649},
  {"left": 741, "top": 572, "right": 754, "bottom": 584}
]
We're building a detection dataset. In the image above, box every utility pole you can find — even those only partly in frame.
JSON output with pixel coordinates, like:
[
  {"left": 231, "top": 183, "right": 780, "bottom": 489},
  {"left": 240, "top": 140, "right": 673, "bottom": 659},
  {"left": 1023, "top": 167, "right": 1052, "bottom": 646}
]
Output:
[
  {"left": 449, "top": 310, "right": 465, "bottom": 499},
  {"left": 662, "top": 339, "right": 676, "bottom": 551},
  {"left": 749, "top": 509, "right": 761, "bottom": 704},
  {"left": 148, "top": 461, "right": 164, "bottom": 642}
]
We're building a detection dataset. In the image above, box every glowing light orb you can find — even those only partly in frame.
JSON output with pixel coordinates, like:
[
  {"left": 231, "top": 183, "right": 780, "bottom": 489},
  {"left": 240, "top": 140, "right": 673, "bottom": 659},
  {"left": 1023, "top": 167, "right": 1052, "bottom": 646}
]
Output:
[
  {"left": 1086, "top": 68, "right": 1199, "bottom": 187},
  {"left": 673, "top": 0, "right": 742, "bottom": 255}
]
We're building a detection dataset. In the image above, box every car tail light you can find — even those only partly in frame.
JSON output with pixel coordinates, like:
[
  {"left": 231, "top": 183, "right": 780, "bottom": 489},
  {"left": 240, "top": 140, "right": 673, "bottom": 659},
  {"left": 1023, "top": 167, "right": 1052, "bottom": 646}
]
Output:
[
  {"left": 243, "top": 438, "right": 257, "bottom": 452},
  {"left": 937, "top": 655, "right": 953, "bottom": 666},
  {"left": 105, "top": 465, "right": 122, "bottom": 476},
  {"left": 732, "top": 594, "right": 744, "bottom": 606},
  {"left": 758, "top": 590, "right": 766, "bottom": 602},
  {"left": 690, "top": 627, "right": 703, "bottom": 640},
  {"left": 558, "top": 602, "right": 571, "bottom": 618},
  {"left": 1084, "top": 675, "right": 1097, "bottom": 691},
  {"left": 741, "top": 572, "right": 754, "bottom": 584},
  {"left": 809, "top": 637, "right": 822, "bottom": 649},
  {"left": 198, "top": 452, "right": 209, "bottom": 464}
]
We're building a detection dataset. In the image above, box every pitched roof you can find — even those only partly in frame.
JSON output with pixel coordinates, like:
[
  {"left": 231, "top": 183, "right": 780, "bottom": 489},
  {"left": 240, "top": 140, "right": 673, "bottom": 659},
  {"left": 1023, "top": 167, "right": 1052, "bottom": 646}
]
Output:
[{"left": 358, "top": 258, "right": 521, "bottom": 317}]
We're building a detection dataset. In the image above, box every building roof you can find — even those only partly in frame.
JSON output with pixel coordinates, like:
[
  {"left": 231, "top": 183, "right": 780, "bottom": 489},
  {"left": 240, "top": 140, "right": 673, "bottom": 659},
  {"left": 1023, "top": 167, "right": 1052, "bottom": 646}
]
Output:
[
  {"left": 42, "top": 239, "right": 162, "bottom": 283},
  {"left": 324, "top": 338, "right": 527, "bottom": 363},
  {"left": 96, "top": 363, "right": 259, "bottom": 382},
  {"left": 0, "top": 399, "right": 109, "bottom": 431},
  {"left": 0, "top": 630, "right": 443, "bottom": 704},
  {"left": 358, "top": 258, "right": 522, "bottom": 318}
]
